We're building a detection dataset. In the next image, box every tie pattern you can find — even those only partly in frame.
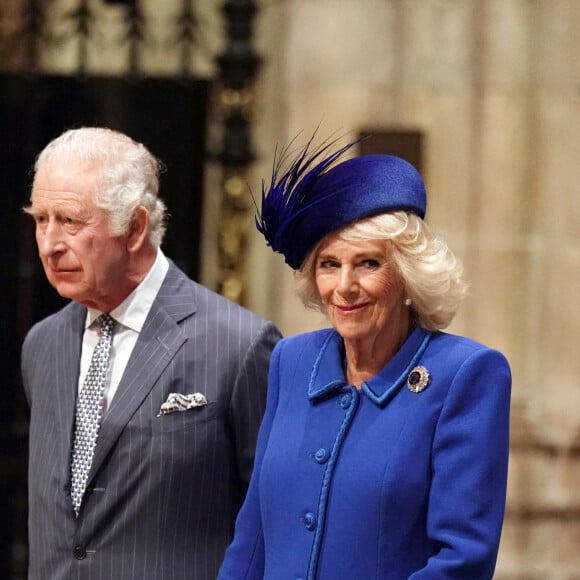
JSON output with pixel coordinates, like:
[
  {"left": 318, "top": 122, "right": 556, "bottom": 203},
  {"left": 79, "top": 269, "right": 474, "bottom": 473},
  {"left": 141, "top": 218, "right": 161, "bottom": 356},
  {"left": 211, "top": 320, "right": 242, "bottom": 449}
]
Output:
[{"left": 70, "top": 313, "right": 116, "bottom": 515}]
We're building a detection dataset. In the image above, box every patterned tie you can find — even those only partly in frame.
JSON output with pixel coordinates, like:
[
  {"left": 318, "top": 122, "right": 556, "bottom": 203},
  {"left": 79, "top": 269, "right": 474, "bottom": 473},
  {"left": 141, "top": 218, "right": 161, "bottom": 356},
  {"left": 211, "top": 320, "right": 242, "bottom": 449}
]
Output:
[{"left": 70, "top": 313, "right": 116, "bottom": 516}]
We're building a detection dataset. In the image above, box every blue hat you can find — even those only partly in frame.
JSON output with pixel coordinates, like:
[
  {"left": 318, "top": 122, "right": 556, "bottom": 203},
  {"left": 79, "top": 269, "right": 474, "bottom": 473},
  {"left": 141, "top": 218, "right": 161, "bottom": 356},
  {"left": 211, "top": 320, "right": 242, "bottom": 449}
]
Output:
[{"left": 257, "top": 136, "right": 427, "bottom": 270}]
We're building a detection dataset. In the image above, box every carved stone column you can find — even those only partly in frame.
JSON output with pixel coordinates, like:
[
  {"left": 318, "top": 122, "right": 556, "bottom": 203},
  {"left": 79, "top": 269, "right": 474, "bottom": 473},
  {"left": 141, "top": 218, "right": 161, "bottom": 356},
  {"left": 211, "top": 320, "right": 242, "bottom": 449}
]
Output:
[{"left": 214, "top": 0, "right": 261, "bottom": 304}]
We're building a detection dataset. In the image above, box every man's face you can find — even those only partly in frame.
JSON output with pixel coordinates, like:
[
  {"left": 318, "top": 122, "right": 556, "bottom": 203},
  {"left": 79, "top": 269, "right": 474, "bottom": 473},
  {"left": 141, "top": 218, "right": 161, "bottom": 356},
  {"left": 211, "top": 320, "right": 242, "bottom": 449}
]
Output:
[{"left": 27, "top": 162, "right": 133, "bottom": 311}]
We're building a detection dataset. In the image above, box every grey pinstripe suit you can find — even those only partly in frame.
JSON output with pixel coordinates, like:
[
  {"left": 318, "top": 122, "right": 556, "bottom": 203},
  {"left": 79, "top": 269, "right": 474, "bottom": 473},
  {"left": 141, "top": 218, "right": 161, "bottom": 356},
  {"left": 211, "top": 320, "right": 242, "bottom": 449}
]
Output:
[{"left": 21, "top": 261, "right": 281, "bottom": 580}]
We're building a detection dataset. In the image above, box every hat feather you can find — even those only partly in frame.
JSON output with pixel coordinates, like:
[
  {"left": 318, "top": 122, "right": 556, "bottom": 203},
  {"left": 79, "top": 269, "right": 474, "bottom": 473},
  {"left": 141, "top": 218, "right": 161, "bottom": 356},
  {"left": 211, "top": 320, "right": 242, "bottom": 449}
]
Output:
[{"left": 256, "top": 132, "right": 359, "bottom": 255}]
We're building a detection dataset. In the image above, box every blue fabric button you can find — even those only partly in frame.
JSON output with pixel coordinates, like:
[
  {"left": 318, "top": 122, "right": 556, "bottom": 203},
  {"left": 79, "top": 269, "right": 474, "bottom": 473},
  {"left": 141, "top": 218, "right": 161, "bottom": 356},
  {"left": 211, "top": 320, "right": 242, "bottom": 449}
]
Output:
[
  {"left": 314, "top": 448, "right": 329, "bottom": 464},
  {"left": 340, "top": 392, "right": 352, "bottom": 409},
  {"left": 302, "top": 511, "right": 316, "bottom": 531}
]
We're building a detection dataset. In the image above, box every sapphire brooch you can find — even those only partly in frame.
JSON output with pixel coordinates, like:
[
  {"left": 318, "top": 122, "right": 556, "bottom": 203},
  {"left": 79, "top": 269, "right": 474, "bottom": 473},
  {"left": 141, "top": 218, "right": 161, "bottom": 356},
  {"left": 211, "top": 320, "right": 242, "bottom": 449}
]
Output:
[{"left": 407, "top": 366, "right": 431, "bottom": 393}]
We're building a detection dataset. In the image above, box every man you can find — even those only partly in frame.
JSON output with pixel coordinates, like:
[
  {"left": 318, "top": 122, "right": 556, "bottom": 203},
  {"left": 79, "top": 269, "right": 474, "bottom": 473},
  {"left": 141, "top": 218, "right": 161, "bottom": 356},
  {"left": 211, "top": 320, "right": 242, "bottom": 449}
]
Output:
[{"left": 21, "top": 127, "right": 281, "bottom": 580}]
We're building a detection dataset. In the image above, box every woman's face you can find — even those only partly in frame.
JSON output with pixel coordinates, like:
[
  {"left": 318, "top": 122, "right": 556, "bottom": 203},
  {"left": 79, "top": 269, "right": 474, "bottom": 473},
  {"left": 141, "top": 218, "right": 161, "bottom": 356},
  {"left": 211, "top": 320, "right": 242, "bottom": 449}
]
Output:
[{"left": 314, "top": 233, "right": 408, "bottom": 346}]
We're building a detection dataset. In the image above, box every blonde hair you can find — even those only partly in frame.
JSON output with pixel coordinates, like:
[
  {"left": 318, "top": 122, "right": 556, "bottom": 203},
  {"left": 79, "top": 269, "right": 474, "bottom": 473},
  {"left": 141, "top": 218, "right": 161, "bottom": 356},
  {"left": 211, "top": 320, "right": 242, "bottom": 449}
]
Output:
[{"left": 296, "top": 212, "right": 469, "bottom": 331}]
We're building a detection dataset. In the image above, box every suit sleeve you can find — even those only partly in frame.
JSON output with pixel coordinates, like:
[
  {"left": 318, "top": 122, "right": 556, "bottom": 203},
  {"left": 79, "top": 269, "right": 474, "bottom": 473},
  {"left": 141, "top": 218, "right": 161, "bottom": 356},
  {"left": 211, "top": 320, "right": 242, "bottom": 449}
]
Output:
[
  {"left": 21, "top": 331, "right": 32, "bottom": 405},
  {"left": 228, "top": 321, "right": 282, "bottom": 491},
  {"left": 21, "top": 323, "right": 40, "bottom": 406},
  {"left": 219, "top": 337, "right": 284, "bottom": 579},
  {"left": 409, "top": 347, "right": 512, "bottom": 579}
]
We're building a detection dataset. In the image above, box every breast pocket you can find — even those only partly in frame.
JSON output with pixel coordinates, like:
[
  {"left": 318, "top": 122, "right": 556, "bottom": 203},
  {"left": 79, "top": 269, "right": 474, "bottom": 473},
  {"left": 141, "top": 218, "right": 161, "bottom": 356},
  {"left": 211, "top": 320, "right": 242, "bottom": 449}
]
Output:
[{"left": 151, "top": 401, "right": 218, "bottom": 434}]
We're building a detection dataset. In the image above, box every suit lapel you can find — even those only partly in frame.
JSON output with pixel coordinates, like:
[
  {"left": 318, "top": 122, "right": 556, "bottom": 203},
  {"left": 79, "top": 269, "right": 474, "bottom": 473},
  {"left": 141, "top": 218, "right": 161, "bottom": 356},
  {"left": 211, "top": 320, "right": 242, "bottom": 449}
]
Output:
[
  {"left": 88, "top": 263, "right": 196, "bottom": 481},
  {"left": 56, "top": 303, "right": 86, "bottom": 484}
]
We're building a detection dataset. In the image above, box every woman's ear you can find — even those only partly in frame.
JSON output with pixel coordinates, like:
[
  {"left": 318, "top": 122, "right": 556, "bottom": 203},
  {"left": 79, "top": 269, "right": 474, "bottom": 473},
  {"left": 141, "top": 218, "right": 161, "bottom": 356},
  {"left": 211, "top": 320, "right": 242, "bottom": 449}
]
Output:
[{"left": 127, "top": 206, "right": 150, "bottom": 252}]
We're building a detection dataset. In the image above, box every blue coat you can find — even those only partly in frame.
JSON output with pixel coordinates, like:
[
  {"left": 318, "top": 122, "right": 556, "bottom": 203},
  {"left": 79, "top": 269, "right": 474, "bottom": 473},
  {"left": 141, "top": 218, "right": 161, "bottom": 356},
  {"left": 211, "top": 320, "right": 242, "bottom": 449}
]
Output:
[{"left": 218, "top": 326, "right": 511, "bottom": 580}]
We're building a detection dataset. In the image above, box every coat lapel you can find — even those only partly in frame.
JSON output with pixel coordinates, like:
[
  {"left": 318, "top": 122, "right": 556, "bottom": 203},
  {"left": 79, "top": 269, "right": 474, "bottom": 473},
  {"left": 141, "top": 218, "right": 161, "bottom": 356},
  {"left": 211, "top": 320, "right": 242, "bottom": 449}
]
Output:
[
  {"left": 55, "top": 303, "right": 85, "bottom": 485},
  {"left": 88, "top": 263, "right": 197, "bottom": 482}
]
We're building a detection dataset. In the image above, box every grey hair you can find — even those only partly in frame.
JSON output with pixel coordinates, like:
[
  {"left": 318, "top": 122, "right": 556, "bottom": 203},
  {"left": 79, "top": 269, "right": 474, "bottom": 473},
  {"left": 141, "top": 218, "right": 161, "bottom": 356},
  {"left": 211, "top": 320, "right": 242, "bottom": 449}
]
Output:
[
  {"left": 33, "top": 127, "right": 167, "bottom": 247},
  {"left": 295, "top": 212, "right": 469, "bottom": 331}
]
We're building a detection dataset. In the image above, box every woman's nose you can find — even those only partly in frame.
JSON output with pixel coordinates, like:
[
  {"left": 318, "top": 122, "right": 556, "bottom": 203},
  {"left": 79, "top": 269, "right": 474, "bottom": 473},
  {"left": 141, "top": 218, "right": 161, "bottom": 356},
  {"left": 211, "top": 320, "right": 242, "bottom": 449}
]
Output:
[{"left": 336, "top": 267, "right": 358, "bottom": 294}]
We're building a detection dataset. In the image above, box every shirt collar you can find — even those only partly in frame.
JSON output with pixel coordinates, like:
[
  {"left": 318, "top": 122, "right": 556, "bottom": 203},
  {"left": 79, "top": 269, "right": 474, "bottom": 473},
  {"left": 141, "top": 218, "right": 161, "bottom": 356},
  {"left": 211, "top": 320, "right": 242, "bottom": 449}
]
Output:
[
  {"left": 85, "top": 249, "right": 170, "bottom": 331},
  {"left": 308, "top": 326, "right": 433, "bottom": 407}
]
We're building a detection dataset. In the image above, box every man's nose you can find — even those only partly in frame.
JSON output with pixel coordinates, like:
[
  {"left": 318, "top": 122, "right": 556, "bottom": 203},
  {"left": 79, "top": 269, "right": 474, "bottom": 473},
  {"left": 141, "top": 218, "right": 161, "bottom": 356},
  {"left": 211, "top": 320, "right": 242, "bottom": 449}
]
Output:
[{"left": 37, "top": 221, "right": 65, "bottom": 256}]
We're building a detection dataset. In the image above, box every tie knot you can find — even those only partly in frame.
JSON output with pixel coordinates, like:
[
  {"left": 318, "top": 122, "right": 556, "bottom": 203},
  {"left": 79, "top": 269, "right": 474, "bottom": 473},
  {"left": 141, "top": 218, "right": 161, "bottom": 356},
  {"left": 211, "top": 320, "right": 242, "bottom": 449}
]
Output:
[{"left": 98, "top": 313, "right": 116, "bottom": 337}]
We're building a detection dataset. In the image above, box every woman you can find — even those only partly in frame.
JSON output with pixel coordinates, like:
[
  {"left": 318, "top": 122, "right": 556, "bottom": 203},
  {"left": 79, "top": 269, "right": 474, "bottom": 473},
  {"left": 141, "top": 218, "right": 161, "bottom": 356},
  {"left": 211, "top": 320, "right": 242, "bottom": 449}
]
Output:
[{"left": 218, "top": 136, "right": 511, "bottom": 579}]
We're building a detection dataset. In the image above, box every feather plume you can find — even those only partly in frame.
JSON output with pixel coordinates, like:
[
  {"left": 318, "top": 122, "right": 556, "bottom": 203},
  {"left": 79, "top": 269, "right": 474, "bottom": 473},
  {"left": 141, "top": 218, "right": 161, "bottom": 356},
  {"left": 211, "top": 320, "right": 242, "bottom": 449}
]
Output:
[{"left": 256, "top": 131, "right": 361, "bottom": 256}]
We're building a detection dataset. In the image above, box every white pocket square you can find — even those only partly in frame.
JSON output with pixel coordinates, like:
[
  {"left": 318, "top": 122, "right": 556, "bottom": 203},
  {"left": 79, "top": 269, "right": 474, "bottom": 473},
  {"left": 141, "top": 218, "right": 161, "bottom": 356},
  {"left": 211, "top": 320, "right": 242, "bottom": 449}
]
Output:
[{"left": 158, "top": 392, "right": 208, "bottom": 416}]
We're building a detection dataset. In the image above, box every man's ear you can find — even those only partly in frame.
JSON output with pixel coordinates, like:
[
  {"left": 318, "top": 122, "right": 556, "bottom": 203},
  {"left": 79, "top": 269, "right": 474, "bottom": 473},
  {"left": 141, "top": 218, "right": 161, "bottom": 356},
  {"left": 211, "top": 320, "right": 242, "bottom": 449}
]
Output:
[{"left": 127, "top": 206, "right": 150, "bottom": 252}]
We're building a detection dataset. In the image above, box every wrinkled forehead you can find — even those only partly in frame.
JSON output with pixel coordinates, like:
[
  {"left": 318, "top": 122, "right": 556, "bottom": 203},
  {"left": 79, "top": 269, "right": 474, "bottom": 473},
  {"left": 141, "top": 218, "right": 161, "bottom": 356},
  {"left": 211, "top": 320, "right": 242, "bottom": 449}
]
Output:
[
  {"left": 316, "top": 228, "right": 391, "bottom": 256},
  {"left": 32, "top": 160, "right": 101, "bottom": 201}
]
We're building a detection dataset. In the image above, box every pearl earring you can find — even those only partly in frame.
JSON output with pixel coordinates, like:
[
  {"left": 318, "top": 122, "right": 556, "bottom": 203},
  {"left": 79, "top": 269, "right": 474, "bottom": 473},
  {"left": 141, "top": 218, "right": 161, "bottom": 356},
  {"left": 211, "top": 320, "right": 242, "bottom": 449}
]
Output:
[{"left": 404, "top": 297, "right": 412, "bottom": 306}]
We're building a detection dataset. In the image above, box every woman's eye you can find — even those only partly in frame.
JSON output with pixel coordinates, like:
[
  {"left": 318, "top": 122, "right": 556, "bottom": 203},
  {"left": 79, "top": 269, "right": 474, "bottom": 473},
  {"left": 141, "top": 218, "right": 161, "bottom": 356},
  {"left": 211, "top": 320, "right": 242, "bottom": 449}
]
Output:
[
  {"left": 362, "top": 259, "right": 380, "bottom": 269},
  {"left": 319, "top": 259, "right": 339, "bottom": 269}
]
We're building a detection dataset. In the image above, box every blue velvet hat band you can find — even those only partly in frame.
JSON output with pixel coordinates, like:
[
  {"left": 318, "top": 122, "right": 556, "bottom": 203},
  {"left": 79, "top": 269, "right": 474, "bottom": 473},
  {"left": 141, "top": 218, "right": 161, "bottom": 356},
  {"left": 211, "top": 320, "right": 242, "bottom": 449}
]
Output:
[{"left": 257, "top": 139, "right": 427, "bottom": 270}]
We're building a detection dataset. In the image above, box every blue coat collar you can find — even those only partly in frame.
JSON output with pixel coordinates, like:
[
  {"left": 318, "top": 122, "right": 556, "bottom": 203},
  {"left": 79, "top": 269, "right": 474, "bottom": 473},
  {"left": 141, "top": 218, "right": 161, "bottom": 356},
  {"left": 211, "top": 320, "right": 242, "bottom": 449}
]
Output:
[{"left": 308, "top": 326, "right": 432, "bottom": 407}]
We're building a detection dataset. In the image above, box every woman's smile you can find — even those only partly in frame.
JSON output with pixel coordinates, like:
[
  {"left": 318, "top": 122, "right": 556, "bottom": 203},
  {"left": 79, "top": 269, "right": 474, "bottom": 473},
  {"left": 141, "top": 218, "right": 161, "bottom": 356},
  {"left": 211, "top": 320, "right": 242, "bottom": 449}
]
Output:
[{"left": 334, "top": 302, "right": 369, "bottom": 314}]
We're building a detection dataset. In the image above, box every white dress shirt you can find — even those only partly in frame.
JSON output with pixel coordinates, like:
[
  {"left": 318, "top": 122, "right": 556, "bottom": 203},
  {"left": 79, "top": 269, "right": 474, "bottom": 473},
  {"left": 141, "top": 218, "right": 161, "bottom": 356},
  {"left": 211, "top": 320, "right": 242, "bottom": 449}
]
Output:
[{"left": 78, "top": 249, "right": 170, "bottom": 411}]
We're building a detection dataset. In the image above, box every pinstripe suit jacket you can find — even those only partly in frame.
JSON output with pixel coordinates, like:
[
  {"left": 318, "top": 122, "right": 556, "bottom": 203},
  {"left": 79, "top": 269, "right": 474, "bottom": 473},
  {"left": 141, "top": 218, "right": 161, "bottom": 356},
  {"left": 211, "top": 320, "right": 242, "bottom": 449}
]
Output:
[{"left": 21, "top": 261, "right": 281, "bottom": 580}]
